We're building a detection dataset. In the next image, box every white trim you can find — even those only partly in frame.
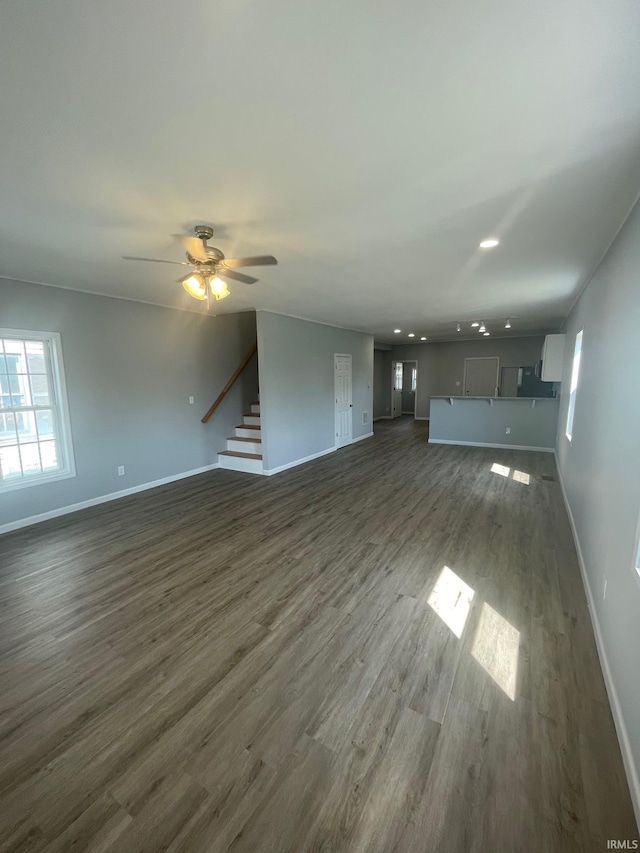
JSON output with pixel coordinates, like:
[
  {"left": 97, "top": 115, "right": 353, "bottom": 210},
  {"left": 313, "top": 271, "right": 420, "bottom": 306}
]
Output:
[
  {"left": 554, "top": 454, "right": 640, "bottom": 828},
  {"left": 263, "top": 446, "right": 336, "bottom": 476},
  {"left": 263, "top": 432, "right": 374, "bottom": 477},
  {"left": 0, "top": 464, "right": 219, "bottom": 536},
  {"left": 414, "top": 416, "right": 430, "bottom": 421},
  {"left": 428, "top": 439, "right": 554, "bottom": 452},
  {"left": 350, "top": 431, "right": 374, "bottom": 444}
]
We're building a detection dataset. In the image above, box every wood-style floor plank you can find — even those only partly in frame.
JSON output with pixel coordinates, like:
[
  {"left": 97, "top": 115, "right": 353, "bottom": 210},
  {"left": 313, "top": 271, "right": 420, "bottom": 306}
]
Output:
[{"left": 0, "top": 417, "right": 637, "bottom": 851}]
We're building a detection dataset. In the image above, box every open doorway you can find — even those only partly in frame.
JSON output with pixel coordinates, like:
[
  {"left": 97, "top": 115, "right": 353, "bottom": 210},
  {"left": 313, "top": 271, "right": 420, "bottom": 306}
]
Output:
[{"left": 391, "top": 360, "right": 418, "bottom": 418}]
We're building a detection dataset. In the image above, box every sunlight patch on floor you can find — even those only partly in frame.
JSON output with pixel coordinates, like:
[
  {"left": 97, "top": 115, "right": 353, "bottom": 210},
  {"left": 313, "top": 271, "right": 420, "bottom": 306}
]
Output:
[
  {"left": 491, "top": 463, "right": 510, "bottom": 477},
  {"left": 427, "top": 566, "right": 475, "bottom": 639},
  {"left": 512, "top": 470, "right": 530, "bottom": 485},
  {"left": 471, "top": 602, "right": 520, "bottom": 700}
]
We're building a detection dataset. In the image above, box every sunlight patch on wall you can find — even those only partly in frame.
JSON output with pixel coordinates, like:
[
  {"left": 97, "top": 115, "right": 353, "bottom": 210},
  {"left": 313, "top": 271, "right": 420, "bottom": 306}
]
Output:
[
  {"left": 427, "top": 566, "right": 475, "bottom": 639},
  {"left": 471, "top": 602, "right": 520, "bottom": 700},
  {"left": 491, "top": 463, "right": 510, "bottom": 477}
]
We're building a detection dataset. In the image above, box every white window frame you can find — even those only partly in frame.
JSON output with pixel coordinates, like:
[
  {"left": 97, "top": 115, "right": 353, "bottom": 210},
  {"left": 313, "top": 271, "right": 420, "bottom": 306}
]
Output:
[
  {"left": 0, "top": 328, "right": 75, "bottom": 492},
  {"left": 565, "top": 329, "right": 583, "bottom": 441}
]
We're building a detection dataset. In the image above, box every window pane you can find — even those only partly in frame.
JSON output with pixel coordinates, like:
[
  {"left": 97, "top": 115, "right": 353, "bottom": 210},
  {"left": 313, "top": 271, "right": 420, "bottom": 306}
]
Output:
[
  {"left": 25, "top": 341, "right": 46, "bottom": 373},
  {"left": 0, "top": 351, "right": 7, "bottom": 374},
  {"left": 0, "top": 444, "right": 22, "bottom": 479},
  {"left": 17, "top": 411, "right": 37, "bottom": 440},
  {"left": 18, "top": 443, "right": 42, "bottom": 474},
  {"left": 29, "top": 373, "right": 50, "bottom": 406},
  {"left": 36, "top": 409, "right": 55, "bottom": 440},
  {"left": 39, "top": 440, "right": 59, "bottom": 471}
]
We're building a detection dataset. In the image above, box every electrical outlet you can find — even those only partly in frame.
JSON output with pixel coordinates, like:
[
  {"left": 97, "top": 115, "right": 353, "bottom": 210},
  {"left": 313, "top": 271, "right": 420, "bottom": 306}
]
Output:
[
  {"left": 189, "top": 396, "right": 195, "bottom": 405},
  {"left": 117, "top": 466, "right": 125, "bottom": 476},
  {"left": 505, "top": 427, "right": 511, "bottom": 435},
  {"left": 603, "top": 577, "right": 607, "bottom": 600}
]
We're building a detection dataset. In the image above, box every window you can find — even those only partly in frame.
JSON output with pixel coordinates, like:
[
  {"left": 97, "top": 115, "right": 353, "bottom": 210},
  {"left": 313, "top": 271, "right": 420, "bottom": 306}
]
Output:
[
  {"left": 0, "top": 330, "right": 75, "bottom": 491},
  {"left": 411, "top": 367, "right": 417, "bottom": 392},
  {"left": 565, "top": 329, "right": 583, "bottom": 441},
  {"left": 394, "top": 362, "right": 403, "bottom": 391}
]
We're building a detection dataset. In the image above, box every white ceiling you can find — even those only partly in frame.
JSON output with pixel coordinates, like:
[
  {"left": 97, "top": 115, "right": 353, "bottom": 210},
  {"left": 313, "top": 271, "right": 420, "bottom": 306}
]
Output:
[{"left": 1, "top": 0, "right": 640, "bottom": 343}]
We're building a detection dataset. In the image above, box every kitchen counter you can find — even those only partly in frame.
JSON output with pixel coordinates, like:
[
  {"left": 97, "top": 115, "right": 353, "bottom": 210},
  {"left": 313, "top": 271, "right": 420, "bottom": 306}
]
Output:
[{"left": 429, "top": 396, "right": 559, "bottom": 450}]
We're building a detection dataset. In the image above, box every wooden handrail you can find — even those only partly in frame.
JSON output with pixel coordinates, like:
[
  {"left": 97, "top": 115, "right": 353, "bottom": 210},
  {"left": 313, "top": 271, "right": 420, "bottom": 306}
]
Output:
[{"left": 201, "top": 343, "right": 258, "bottom": 423}]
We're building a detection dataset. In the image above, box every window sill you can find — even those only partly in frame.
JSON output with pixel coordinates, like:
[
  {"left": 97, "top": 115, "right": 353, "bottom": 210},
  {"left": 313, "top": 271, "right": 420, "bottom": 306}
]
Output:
[{"left": 0, "top": 468, "right": 76, "bottom": 494}]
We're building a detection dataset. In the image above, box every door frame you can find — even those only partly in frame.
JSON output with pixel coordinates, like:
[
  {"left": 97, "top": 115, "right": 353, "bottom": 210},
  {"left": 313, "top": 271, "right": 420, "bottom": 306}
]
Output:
[
  {"left": 463, "top": 357, "right": 500, "bottom": 397},
  {"left": 334, "top": 353, "right": 353, "bottom": 448},
  {"left": 391, "top": 359, "right": 418, "bottom": 419}
]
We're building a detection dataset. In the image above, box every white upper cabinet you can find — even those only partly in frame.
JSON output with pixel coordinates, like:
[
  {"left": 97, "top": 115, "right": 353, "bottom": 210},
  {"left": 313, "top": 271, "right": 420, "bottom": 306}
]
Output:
[{"left": 541, "top": 334, "right": 566, "bottom": 382}]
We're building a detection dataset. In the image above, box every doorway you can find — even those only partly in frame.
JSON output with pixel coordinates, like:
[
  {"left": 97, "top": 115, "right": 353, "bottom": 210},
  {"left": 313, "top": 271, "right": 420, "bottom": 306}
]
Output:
[
  {"left": 391, "top": 360, "right": 418, "bottom": 418},
  {"left": 334, "top": 353, "right": 352, "bottom": 447},
  {"left": 463, "top": 357, "right": 499, "bottom": 397}
]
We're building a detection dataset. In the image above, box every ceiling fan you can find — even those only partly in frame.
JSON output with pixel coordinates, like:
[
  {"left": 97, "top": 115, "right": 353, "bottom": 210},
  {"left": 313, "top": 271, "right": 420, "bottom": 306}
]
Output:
[{"left": 122, "top": 225, "right": 277, "bottom": 308}]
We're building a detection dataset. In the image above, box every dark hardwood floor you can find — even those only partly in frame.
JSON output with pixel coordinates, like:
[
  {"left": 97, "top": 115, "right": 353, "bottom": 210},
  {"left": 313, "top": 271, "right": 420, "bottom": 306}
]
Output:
[{"left": 0, "top": 417, "right": 637, "bottom": 851}]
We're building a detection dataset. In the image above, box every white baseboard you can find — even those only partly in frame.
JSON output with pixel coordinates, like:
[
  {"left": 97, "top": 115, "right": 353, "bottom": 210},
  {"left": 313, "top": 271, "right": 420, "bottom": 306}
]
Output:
[
  {"left": 554, "top": 454, "right": 640, "bottom": 829},
  {"left": 428, "top": 438, "right": 554, "bottom": 452},
  {"left": 0, "top": 464, "right": 220, "bottom": 536},
  {"left": 263, "top": 432, "right": 374, "bottom": 477},
  {"left": 414, "top": 416, "right": 430, "bottom": 421},
  {"left": 351, "top": 431, "right": 374, "bottom": 444}
]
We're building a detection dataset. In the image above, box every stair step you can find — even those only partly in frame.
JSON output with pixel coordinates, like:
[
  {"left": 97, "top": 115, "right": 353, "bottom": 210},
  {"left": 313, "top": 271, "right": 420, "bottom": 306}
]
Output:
[
  {"left": 228, "top": 436, "right": 262, "bottom": 444},
  {"left": 236, "top": 424, "right": 260, "bottom": 430},
  {"left": 243, "top": 413, "right": 260, "bottom": 417},
  {"left": 219, "top": 450, "right": 263, "bottom": 460}
]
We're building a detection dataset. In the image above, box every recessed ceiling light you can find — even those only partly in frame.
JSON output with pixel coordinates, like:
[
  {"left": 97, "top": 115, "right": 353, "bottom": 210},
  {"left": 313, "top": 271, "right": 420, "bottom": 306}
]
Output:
[
  {"left": 479, "top": 323, "right": 486, "bottom": 333},
  {"left": 505, "top": 319, "right": 512, "bottom": 329},
  {"left": 483, "top": 332, "right": 490, "bottom": 336},
  {"left": 456, "top": 323, "right": 461, "bottom": 332},
  {"left": 420, "top": 336, "right": 427, "bottom": 341},
  {"left": 394, "top": 329, "right": 401, "bottom": 333},
  {"left": 408, "top": 333, "right": 415, "bottom": 338},
  {"left": 479, "top": 238, "right": 499, "bottom": 249},
  {"left": 471, "top": 322, "right": 479, "bottom": 328}
]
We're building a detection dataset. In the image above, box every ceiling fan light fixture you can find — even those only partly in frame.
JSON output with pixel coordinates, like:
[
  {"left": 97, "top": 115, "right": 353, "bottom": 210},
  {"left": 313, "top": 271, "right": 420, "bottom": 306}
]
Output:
[
  {"left": 182, "top": 273, "right": 207, "bottom": 300},
  {"left": 209, "top": 276, "right": 230, "bottom": 300}
]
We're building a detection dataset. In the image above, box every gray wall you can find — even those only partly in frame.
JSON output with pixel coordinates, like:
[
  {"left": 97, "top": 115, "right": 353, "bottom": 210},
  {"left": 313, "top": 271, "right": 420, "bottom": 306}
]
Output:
[
  {"left": 256, "top": 312, "right": 373, "bottom": 472},
  {"left": 373, "top": 348, "right": 392, "bottom": 419},
  {"left": 555, "top": 200, "right": 640, "bottom": 822},
  {"left": 0, "top": 279, "right": 258, "bottom": 528},
  {"left": 429, "top": 397, "right": 558, "bottom": 448},
  {"left": 392, "top": 336, "right": 546, "bottom": 418}
]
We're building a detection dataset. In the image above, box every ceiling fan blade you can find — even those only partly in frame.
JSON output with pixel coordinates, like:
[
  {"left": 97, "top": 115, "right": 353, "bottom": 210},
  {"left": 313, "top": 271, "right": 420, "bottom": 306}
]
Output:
[
  {"left": 221, "top": 255, "right": 278, "bottom": 269},
  {"left": 217, "top": 269, "right": 259, "bottom": 285},
  {"left": 122, "top": 256, "right": 190, "bottom": 265},
  {"left": 173, "top": 235, "right": 210, "bottom": 262}
]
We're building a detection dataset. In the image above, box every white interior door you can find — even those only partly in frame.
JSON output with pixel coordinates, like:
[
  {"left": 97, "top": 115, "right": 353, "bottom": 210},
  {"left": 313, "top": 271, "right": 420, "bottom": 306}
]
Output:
[
  {"left": 463, "top": 357, "right": 499, "bottom": 397},
  {"left": 335, "top": 354, "right": 352, "bottom": 447},
  {"left": 392, "top": 361, "right": 403, "bottom": 418}
]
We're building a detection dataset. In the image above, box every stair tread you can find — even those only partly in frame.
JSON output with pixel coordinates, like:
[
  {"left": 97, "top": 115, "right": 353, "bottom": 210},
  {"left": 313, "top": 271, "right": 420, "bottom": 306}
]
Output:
[
  {"left": 236, "top": 424, "right": 261, "bottom": 430},
  {"left": 219, "top": 450, "right": 263, "bottom": 460},
  {"left": 244, "top": 413, "right": 260, "bottom": 417},
  {"left": 228, "top": 436, "right": 262, "bottom": 443}
]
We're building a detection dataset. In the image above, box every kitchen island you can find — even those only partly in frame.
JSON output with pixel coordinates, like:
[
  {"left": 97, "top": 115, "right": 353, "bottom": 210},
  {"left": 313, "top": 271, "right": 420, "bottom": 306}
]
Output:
[{"left": 429, "top": 396, "right": 559, "bottom": 451}]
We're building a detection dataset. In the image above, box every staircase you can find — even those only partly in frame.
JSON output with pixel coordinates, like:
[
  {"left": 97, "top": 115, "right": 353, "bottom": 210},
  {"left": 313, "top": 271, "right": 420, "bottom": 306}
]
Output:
[{"left": 218, "top": 402, "right": 263, "bottom": 474}]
